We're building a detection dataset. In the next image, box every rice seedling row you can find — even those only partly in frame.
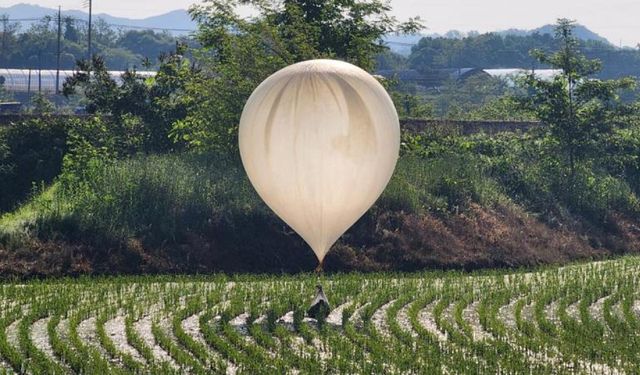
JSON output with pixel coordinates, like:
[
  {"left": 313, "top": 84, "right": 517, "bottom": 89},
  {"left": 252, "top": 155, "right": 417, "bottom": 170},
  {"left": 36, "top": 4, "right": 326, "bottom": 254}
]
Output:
[{"left": 0, "top": 257, "right": 638, "bottom": 373}]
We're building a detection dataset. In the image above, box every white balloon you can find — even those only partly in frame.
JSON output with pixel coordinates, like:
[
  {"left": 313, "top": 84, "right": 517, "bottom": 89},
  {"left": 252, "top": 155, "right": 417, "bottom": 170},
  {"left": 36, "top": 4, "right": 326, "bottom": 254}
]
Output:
[{"left": 239, "top": 59, "right": 400, "bottom": 264}]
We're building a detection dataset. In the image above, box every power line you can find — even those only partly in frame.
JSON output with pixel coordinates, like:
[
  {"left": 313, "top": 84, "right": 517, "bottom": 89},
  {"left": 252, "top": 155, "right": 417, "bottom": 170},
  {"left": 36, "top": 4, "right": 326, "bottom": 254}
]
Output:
[
  {"left": 4, "top": 18, "right": 42, "bottom": 22},
  {"left": 3, "top": 17, "right": 196, "bottom": 33},
  {"left": 106, "top": 23, "right": 195, "bottom": 32},
  {"left": 2, "top": 17, "right": 635, "bottom": 47},
  {"left": 83, "top": 0, "right": 92, "bottom": 59},
  {"left": 383, "top": 41, "right": 635, "bottom": 53},
  {"left": 56, "top": 6, "right": 61, "bottom": 94}
]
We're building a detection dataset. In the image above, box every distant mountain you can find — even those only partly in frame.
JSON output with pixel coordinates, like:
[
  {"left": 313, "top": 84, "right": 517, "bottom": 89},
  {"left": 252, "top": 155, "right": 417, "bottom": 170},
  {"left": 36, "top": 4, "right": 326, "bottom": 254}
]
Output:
[
  {"left": 385, "top": 24, "right": 612, "bottom": 56},
  {"left": 3, "top": 4, "right": 612, "bottom": 48},
  {"left": 498, "top": 24, "right": 611, "bottom": 44},
  {"left": 0, "top": 3, "right": 196, "bottom": 33}
]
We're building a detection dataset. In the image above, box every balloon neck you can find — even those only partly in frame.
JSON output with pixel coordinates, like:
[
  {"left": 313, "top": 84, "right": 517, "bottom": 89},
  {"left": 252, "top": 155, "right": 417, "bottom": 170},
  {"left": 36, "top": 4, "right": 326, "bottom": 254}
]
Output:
[{"left": 315, "top": 261, "right": 324, "bottom": 274}]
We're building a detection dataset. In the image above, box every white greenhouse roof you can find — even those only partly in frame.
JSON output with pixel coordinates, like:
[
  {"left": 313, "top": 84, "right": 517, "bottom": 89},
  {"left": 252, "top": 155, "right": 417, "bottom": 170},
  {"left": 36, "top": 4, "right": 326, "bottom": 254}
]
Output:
[
  {"left": 0, "top": 69, "right": 156, "bottom": 93},
  {"left": 483, "top": 68, "right": 562, "bottom": 82}
]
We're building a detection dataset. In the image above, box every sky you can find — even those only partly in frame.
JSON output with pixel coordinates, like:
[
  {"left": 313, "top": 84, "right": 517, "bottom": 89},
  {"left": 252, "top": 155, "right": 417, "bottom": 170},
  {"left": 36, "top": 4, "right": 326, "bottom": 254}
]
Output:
[{"left": 6, "top": 0, "right": 640, "bottom": 47}]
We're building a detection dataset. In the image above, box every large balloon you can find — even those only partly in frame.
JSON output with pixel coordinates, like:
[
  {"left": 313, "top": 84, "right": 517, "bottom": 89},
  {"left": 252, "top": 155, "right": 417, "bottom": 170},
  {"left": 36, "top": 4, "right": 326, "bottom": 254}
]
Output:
[{"left": 239, "top": 59, "right": 400, "bottom": 265}]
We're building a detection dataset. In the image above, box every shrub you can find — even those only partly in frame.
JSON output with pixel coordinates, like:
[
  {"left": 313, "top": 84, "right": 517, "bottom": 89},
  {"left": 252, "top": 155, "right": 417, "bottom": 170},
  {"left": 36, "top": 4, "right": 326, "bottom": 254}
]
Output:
[
  {"left": 0, "top": 114, "right": 162, "bottom": 214},
  {"left": 381, "top": 152, "right": 503, "bottom": 214},
  {"left": 402, "top": 128, "right": 640, "bottom": 225},
  {"left": 40, "top": 152, "right": 259, "bottom": 243},
  {"left": 0, "top": 117, "right": 68, "bottom": 212}
]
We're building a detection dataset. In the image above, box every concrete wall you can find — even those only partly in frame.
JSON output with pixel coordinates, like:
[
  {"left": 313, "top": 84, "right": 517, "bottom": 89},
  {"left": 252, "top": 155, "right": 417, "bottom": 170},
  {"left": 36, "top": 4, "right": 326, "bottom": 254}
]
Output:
[{"left": 401, "top": 118, "right": 540, "bottom": 135}]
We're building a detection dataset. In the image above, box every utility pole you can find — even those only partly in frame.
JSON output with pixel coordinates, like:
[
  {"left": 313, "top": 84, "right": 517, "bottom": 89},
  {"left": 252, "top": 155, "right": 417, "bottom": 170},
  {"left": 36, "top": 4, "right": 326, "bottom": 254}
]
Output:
[
  {"left": 38, "top": 51, "right": 41, "bottom": 93},
  {"left": 1, "top": 16, "right": 6, "bottom": 62},
  {"left": 85, "top": 0, "right": 93, "bottom": 61},
  {"left": 56, "top": 6, "right": 62, "bottom": 94},
  {"left": 27, "top": 69, "right": 31, "bottom": 99}
]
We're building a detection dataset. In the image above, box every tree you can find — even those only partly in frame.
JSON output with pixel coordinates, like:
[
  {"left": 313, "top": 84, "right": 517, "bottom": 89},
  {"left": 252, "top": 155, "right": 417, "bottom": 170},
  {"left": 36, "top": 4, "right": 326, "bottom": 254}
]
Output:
[
  {"left": 118, "top": 30, "right": 176, "bottom": 62},
  {"left": 0, "top": 14, "right": 179, "bottom": 70},
  {"left": 434, "top": 75, "right": 513, "bottom": 117},
  {"left": 63, "top": 45, "right": 197, "bottom": 153},
  {"left": 406, "top": 28, "right": 640, "bottom": 80},
  {"left": 0, "top": 75, "right": 9, "bottom": 101},
  {"left": 0, "top": 15, "right": 19, "bottom": 66},
  {"left": 30, "top": 93, "right": 55, "bottom": 114},
  {"left": 63, "top": 17, "right": 80, "bottom": 43},
  {"left": 391, "top": 92, "right": 433, "bottom": 118},
  {"left": 520, "top": 19, "right": 636, "bottom": 190},
  {"left": 171, "top": 0, "right": 422, "bottom": 151}
]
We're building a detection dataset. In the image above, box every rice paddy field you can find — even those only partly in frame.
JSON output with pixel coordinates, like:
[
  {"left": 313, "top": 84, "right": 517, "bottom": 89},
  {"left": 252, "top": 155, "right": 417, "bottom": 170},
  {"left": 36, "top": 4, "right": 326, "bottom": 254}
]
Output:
[{"left": 1, "top": 256, "right": 639, "bottom": 374}]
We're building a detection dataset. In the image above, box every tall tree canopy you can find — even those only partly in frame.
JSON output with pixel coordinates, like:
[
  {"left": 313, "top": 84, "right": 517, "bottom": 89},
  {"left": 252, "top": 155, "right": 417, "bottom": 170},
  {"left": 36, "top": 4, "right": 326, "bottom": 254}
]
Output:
[
  {"left": 170, "top": 0, "right": 422, "bottom": 151},
  {"left": 519, "top": 19, "right": 637, "bottom": 201},
  {"left": 0, "top": 15, "right": 180, "bottom": 70}
]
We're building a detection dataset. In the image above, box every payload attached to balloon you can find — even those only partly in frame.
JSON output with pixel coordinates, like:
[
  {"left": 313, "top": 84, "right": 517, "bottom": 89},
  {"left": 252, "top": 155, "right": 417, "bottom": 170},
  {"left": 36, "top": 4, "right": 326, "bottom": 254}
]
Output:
[{"left": 239, "top": 59, "right": 400, "bottom": 267}]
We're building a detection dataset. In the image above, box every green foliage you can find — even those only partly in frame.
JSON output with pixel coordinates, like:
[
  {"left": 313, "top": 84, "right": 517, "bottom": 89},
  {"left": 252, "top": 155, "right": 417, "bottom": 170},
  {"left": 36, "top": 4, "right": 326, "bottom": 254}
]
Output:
[
  {"left": 29, "top": 93, "right": 56, "bottom": 114},
  {"left": 0, "top": 111, "right": 183, "bottom": 214},
  {"left": 460, "top": 96, "right": 536, "bottom": 121},
  {"left": 603, "top": 120, "right": 640, "bottom": 194},
  {"left": 171, "top": 0, "right": 422, "bottom": 151},
  {"left": 402, "top": 128, "right": 640, "bottom": 222},
  {"left": 4, "top": 146, "right": 504, "bottom": 252},
  {"left": 59, "top": 116, "right": 118, "bottom": 185},
  {"left": 407, "top": 26, "right": 640, "bottom": 80},
  {"left": 1, "top": 10, "right": 640, "bottom": 279},
  {"left": 35, "top": 152, "right": 261, "bottom": 245},
  {"left": 375, "top": 50, "right": 408, "bottom": 71},
  {"left": 63, "top": 49, "right": 196, "bottom": 152},
  {"left": 390, "top": 92, "right": 434, "bottom": 119},
  {"left": 380, "top": 154, "right": 502, "bottom": 213},
  {"left": 408, "top": 32, "right": 556, "bottom": 70},
  {"left": 0, "top": 117, "right": 68, "bottom": 212},
  {"left": 519, "top": 19, "right": 638, "bottom": 197},
  {"left": 12, "top": 151, "right": 455, "bottom": 245},
  {"left": 0, "top": 14, "right": 181, "bottom": 70},
  {"left": 117, "top": 30, "right": 179, "bottom": 62},
  {"left": 389, "top": 73, "right": 535, "bottom": 120},
  {"left": 435, "top": 75, "right": 515, "bottom": 118},
  {"left": 0, "top": 75, "right": 10, "bottom": 101},
  {"left": 0, "top": 257, "right": 637, "bottom": 373}
]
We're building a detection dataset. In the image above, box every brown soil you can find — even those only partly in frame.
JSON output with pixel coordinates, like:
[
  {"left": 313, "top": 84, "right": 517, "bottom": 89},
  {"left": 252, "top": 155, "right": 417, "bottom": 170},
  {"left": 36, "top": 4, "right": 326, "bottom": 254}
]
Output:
[{"left": 1, "top": 203, "right": 639, "bottom": 278}]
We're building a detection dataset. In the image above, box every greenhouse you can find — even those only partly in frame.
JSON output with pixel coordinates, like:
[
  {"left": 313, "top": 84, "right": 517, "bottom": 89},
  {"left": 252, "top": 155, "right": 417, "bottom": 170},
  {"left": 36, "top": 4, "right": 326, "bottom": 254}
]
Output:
[{"left": 0, "top": 69, "right": 156, "bottom": 94}]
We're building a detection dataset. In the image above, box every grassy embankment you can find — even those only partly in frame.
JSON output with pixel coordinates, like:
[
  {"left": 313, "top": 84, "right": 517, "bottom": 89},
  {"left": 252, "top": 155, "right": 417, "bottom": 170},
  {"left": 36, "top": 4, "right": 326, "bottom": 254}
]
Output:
[{"left": 1, "top": 131, "right": 639, "bottom": 276}]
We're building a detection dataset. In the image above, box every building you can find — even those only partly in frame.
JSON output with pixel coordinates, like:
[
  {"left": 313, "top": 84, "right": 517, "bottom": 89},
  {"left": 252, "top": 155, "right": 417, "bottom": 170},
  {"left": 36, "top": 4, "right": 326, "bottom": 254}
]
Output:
[
  {"left": 0, "top": 69, "right": 157, "bottom": 94},
  {"left": 0, "top": 102, "right": 22, "bottom": 113},
  {"left": 476, "top": 68, "right": 562, "bottom": 85}
]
